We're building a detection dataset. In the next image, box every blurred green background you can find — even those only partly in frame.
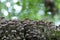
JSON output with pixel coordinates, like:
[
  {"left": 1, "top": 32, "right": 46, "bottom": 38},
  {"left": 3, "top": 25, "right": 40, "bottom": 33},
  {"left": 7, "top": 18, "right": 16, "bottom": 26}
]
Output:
[{"left": 0, "top": 0, "right": 60, "bottom": 26}]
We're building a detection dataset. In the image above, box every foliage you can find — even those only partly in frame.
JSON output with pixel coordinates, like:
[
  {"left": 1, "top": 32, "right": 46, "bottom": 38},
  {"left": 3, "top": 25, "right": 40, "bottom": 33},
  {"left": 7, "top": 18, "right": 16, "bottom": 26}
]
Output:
[{"left": 0, "top": 0, "right": 60, "bottom": 22}]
